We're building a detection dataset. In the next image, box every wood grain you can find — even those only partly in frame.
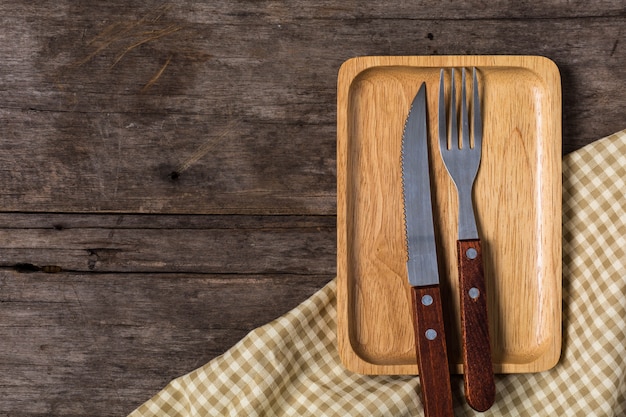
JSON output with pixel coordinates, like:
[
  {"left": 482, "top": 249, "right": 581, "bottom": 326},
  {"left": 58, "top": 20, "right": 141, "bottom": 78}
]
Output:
[
  {"left": 0, "top": 272, "right": 332, "bottom": 416},
  {"left": 0, "top": 214, "right": 335, "bottom": 274},
  {"left": 411, "top": 285, "right": 454, "bottom": 417},
  {"left": 0, "top": 0, "right": 623, "bottom": 415},
  {"left": 457, "top": 239, "right": 495, "bottom": 411},
  {"left": 337, "top": 56, "right": 562, "bottom": 375}
]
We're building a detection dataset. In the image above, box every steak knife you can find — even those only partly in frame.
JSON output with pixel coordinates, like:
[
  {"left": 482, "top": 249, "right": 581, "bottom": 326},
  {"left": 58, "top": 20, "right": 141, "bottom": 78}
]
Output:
[{"left": 401, "top": 83, "right": 454, "bottom": 417}]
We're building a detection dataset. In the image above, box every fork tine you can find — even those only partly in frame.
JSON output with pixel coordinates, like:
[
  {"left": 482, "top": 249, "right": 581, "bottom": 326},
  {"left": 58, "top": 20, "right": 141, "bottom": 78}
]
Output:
[
  {"left": 473, "top": 67, "right": 483, "bottom": 151},
  {"left": 461, "top": 68, "right": 470, "bottom": 150},
  {"left": 438, "top": 69, "right": 447, "bottom": 151},
  {"left": 450, "top": 68, "right": 458, "bottom": 149}
]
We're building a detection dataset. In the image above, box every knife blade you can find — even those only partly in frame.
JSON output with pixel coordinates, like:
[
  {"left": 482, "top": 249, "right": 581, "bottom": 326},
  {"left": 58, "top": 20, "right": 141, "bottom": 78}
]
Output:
[{"left": 401, "top": 83, "right": 454, "bottom": 417}]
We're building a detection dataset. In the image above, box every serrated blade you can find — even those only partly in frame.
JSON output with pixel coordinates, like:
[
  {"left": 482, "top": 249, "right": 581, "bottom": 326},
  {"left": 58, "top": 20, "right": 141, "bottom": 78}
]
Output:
[{"left": 402, "top": 83, "right": 439, "bottom": 287}]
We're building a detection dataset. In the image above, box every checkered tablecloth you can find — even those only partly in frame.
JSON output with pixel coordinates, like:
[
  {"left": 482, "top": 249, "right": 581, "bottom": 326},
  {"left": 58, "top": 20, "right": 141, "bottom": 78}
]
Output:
[{"left": 129, "top": 129, "right": 626, "bottom": 416}]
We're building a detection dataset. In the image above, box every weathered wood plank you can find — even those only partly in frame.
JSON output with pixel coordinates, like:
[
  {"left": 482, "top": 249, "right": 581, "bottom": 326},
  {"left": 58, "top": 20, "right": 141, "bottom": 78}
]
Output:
[
  {"left": 0, "top": 4, "right": 624, "bottom": 213},
  {"left": 0, "top": 272, "right": 333, "bottom": 416},
  {"left": 0, "top": 214, "right": 336, "bottom": 274},
  {"left": 0, "top": 112, "right": 338, "bottom": 214},
  {"left": 0, "top": 0, "right": 624, "bottom": 22},
  {"left": 0, "top": 212, "right": 335, "bottom": 229}
]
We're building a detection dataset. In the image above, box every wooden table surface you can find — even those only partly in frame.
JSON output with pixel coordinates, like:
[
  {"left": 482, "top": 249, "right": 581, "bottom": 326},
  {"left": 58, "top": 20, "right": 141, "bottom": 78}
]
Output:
[{"left": 0, "top": 1, "right": 624, "bottom": 415}]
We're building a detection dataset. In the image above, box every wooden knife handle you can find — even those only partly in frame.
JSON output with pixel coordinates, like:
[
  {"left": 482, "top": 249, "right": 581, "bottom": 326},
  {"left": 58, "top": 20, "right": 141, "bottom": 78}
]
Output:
[
  {"left": 457, "top": 239, "right": 495, "bottom": 411},
  {"left": 411, "top": 285, "right": 454, "bottom": 417}
]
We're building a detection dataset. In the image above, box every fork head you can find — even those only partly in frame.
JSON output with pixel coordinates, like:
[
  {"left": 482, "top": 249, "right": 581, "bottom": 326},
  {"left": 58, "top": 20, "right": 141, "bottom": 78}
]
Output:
[
  {"left": 438, "top": 67, "right": 483, "bottom": 240},
  {"left": 438, "top": 67, "right": 483, "bottom": 183}
]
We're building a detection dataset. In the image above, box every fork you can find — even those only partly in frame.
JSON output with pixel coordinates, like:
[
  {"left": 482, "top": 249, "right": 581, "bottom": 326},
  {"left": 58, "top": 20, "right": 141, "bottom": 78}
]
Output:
[{"left": 438, "top": 68, "right": 495, "bottom": 411}]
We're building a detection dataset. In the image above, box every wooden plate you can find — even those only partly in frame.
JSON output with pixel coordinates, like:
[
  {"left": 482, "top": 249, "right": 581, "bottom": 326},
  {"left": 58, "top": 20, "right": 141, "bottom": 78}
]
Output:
[{"left": 336, "top": 56, "right": 562, "bottom": 375}]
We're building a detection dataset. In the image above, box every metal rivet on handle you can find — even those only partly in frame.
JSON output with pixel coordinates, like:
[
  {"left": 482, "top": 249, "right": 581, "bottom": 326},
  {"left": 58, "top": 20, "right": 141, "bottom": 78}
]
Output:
[
  {"left": 466, "top": 248, "right": 478, "bottom": 259},
  {"left": 425, "top": 329, "right": 437, "bottom": 340},
  {"left": 421, "top": 294, "right": 433, "bottom": 306},
  {"left": 469, "top": 287, "right": 480, "bottom": 299}
]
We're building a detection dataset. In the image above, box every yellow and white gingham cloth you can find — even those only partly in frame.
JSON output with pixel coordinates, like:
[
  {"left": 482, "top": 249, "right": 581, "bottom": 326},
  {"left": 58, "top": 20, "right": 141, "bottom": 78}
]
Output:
[{"left": 129, "top": 129, "right": 626, "bottom": 416}]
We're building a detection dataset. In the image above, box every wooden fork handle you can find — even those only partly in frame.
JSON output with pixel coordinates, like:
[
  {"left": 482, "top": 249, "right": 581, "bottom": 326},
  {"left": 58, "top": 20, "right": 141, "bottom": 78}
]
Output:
[
  {"left": 458, "top": 239, "right": 495, "bottom": 411},
  {"left": 411, "top": 285, "right": 454, "bottom": 417}
]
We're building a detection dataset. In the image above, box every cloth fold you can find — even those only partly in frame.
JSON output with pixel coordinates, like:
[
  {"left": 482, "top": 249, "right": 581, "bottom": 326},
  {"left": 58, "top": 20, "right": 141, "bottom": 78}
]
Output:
[{"left": 130, "top": 129, "right": 626, "bottom": 416}]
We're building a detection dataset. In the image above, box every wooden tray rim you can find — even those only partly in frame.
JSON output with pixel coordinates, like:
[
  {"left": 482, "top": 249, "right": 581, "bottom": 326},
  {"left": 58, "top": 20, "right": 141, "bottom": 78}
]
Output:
[{"left": 336, "top": 55, "right": 562, "bottom": 375}]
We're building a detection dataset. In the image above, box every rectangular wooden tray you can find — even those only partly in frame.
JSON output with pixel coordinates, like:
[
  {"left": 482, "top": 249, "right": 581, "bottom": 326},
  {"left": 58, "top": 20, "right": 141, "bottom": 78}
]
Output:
[{"left": 337, "top": 56, "right": 562, "bottom": 375}]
